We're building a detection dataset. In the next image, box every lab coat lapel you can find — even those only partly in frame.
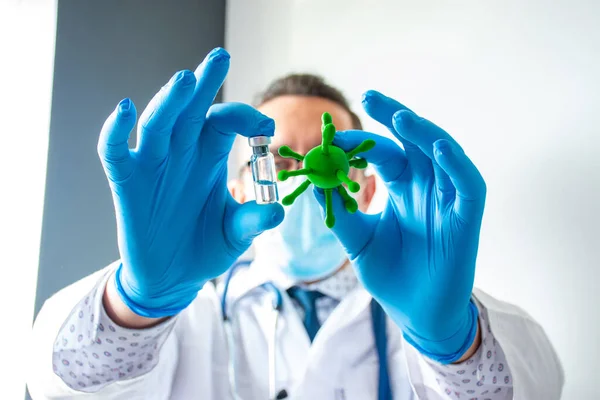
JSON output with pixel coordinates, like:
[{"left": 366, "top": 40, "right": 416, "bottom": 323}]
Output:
[
  {"left": 300, "top": 288, "right": 373, "bottom": 370},
  {"left": 291, "top": 287, "right": 378, "bottom": 399},
  {"left": 314, "top": 285, "right": 373, "bottom": 344},
  {"left": 275, "top": 280, "right": 375, "bottom": 394}
]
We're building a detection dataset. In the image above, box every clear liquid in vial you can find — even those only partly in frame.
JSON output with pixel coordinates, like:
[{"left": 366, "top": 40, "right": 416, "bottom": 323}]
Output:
[{"left": 254, "top": 180, "right": 279, "bottom": 204}]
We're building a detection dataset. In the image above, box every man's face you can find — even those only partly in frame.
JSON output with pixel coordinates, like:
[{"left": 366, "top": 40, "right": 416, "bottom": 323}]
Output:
[{"left": 230, "top": 95, "right": 376, "bottom": 212}]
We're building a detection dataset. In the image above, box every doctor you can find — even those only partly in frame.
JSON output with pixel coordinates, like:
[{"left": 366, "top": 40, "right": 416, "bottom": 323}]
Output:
[{"left": 28, "top": 48, "right": 563, "bottom": 399}]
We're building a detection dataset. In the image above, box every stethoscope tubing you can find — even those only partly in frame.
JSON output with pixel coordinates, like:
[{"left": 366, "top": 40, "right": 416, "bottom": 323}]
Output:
[{"left": 222, "top": 261, "right": 285, "bottom": 400}]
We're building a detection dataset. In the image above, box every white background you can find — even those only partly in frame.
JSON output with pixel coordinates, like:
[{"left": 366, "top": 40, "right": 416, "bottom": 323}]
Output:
[
  {"left": 0, "top": 1, "right": 56, "bottom": 398},
  {"left": 225, "top": 1, "right": 600, "bottom": 398}
]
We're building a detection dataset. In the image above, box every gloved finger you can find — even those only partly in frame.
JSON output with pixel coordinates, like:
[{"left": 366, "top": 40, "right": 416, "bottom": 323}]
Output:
[
  {"left": 432, "top": 139, "right": 486, "bottom": 222},
  {"left": 432, "top": 161, "right": 455, "bottom": 205},
  {"left": 98, "top": 98, "right": 137, "bottom": 183},
  {"left": 391, "top": 109, "right": 459, "bottom": 162},
  {"left": 312, "top": 187, "right": 379, "bottom": 260},
  {"left": 136, "top": 70, "right": 196, "bottom": 161},
  {"left": 334, "top": 130, "right": 410, "bottom": 184},
  {"left": 201, "top": 102, "right": 274, "bottom": 163},
  {"left": 172, "top": 48, "right": 230, "bottom": 151},
  {"left": 225, "top": 199, "right": 285, "bottom": 251},
  {"left": 361, "top": 90, "right": 430, "bottom": 171}
]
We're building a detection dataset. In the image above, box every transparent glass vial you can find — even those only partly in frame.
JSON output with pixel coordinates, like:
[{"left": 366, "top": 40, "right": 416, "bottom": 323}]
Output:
[{"left": 248, "top": 136, "right": 279, "bottom": 204}]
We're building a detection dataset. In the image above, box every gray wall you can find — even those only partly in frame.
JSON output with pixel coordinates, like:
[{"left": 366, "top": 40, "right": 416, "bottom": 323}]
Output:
[{"left": 34, "top": 0, "right": 225, "bottom": 316}]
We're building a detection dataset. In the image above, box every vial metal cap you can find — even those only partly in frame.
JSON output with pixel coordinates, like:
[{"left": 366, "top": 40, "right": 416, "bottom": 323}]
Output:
[{"left": 248, "top": 136, "right": 271, "bottom": 147}]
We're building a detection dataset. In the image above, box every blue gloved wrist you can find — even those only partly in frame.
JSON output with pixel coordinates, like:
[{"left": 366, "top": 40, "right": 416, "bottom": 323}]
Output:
[
  {"left": 114, "top": 264, "right": 202, "bottom": 318},
  {"left": 402, "top": 301, "right": 479, "bottom": 364}
]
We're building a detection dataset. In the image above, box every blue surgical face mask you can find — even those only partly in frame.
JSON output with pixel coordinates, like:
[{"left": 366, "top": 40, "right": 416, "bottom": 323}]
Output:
[{"left": 250, "top": 177, "right": 348, "bottom": 281}]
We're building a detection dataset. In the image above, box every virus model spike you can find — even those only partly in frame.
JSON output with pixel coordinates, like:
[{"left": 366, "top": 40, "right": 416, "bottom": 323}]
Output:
[{"left": 278, "top": 145, "right": 304, "bottom": 161}]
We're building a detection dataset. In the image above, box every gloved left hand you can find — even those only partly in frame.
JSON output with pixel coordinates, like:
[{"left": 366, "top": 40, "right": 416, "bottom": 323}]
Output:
[{"left": 315, "top": 90, "right": 486, "bottom": 363}]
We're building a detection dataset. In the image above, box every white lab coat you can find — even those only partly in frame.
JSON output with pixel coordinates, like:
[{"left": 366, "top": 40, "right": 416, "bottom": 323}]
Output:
[{"left": 28, "top": 262, "right": 564, "bottom": 399}]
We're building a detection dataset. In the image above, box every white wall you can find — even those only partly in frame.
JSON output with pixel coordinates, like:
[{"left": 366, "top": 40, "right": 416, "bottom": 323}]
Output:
[
  {"left": 226, "top": 1, "right": 600, "bottom": 398},
  {"left": 0, "top": 0, "right": 56, "bottom": 397}
]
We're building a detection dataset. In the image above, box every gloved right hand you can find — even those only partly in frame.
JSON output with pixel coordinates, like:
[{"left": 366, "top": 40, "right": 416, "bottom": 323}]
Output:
[{"left": 97, "top": 48, "right": 284, "bottom": 318}]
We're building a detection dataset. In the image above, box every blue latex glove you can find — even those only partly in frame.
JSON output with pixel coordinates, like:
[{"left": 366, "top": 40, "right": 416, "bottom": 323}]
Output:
[
  {"left": 315, "top": 90, "right": 486, "bottom": 363},
  {"left": 97, "top": 48, "right": 284, "bottom": 318}
]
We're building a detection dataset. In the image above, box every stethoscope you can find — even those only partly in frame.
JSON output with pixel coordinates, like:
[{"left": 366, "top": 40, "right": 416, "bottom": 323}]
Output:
[{"left": 221, "top": 260, "right": 392, "bottom": 400}]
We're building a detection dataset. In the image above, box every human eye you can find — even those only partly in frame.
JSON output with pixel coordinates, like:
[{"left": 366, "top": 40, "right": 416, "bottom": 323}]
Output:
[{"left": 274, "top": 157, "right": 294, "bottom": 172}]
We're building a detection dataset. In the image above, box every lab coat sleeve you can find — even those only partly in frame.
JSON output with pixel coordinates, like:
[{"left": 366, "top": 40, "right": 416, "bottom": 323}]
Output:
[
  {"left": 402, "top": 289, "right": 564, "bottom": 400},
  {"left": 27, "top": 263, "right": 179, "bottom": 399}
]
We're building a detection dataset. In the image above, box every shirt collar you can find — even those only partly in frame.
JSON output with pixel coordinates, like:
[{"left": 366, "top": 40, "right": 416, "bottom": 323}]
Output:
[
  {"left": 298, "top": 264, "right": 359, "bottom": 301},
  {"left": 232, "top": 257, "right": 359, "bottom": 302}
]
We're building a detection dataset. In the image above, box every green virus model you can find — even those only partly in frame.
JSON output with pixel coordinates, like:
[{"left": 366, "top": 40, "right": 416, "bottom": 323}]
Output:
[{"left": 277, "top": 112, "right": 376, "bottom": 228}]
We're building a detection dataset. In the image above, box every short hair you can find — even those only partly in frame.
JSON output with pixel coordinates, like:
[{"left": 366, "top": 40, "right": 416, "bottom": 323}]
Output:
[{"left": 253, "top": 73, "right": 362, "bottom": 130}]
